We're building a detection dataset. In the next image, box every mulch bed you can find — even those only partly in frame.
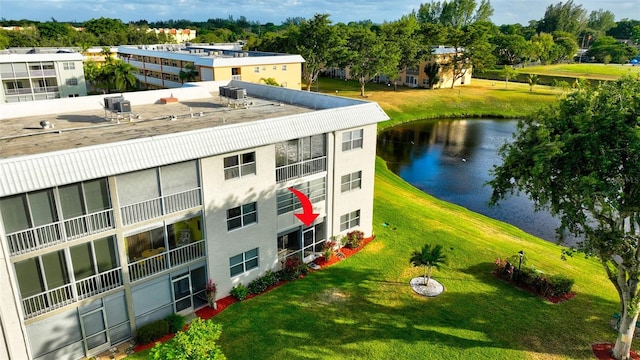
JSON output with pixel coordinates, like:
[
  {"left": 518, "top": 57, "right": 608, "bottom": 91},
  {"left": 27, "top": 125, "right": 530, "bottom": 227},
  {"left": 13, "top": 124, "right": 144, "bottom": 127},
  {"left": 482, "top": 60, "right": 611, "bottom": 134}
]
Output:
[
  {"left": 133, "top": 236, "right": 375, "bottom": 353},
  {"left": 592, "top": 343, "right": 640, "bottom": 360},
  {"left": 492, "top": 271, "right": 575, "bottom": 304}
]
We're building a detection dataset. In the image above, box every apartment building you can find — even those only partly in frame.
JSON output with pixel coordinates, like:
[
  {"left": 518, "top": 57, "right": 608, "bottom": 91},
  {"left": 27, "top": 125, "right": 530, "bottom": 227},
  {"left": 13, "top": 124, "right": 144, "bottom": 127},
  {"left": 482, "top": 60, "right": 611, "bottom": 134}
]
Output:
[
  {"left": 399, "top": 46, "right": 473, "bottom": 89},
  {"left": 0, "top": 80, "right": 388, "bottom": 359},
  {"left": 147, "top": 28, "right": 197, "bottom": 43},
  {"left": 118, "top": 44, "right": 304, "bottom": 90},
  {"left": 0, "top": 52, "right": 87, "bottom": 103}
]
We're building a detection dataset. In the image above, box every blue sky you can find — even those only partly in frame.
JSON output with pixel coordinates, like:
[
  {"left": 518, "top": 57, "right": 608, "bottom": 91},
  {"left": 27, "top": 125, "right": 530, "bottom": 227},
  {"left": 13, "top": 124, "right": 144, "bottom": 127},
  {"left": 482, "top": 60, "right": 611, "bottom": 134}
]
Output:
[{"left": 0, "top": 0, "right": 638, "bottom": 26}]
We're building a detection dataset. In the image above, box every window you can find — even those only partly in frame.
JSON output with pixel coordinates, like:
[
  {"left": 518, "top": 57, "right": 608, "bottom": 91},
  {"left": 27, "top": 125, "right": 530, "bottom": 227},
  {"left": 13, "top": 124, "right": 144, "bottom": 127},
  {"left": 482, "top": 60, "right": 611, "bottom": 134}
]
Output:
[
  {"left": 282, "top": 65, "right": 287, "bottom": 71},
  {"left": 340, "top": 210, "right": 360, "bottom": 231},
  {"left": 229, "top": 248, "right": 259, "bottom": 277},
  {"left": 224, "top": 152, "right": 256, "bottom": 180},
  {"left": 125, "top": 227, "right": 165, "bottom": 262},
  {"left": 342, "top": 129, "right": 364, "bottom": 151},
  {"left": 277, "top": 177, "right": 326, "bottom": 215},
  {"left": 227, "top": 202, "right": 257, "bottom": 231},
  {"left": 254, "top": 67, "right": 260, "bottom": 73},
  {"left": 341, "top": 171, "right": 362, "bottom": 192},
  {"left": 272, "top": 66, "right": 277, "bottom": 70},
  {"left": 63, "top": 62, "right": 75, "bottom": 70},
  {"left": 66, "top": 78, "right": 78, "bottom": 86}
]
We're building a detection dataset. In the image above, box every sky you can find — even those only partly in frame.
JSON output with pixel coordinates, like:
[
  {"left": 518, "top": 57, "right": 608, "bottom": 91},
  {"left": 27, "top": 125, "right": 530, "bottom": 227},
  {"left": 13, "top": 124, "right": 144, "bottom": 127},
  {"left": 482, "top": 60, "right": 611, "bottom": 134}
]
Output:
[{"left": 0, "top": 0, "right": 638, "bottom": 26}]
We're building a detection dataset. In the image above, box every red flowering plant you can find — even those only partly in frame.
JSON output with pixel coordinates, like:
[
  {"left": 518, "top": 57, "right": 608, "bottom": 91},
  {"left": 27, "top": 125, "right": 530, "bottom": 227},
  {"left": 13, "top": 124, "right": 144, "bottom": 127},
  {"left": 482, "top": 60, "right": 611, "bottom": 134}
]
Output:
[{"left": 206, "top": 279, "right": 217, "bottom": 295}]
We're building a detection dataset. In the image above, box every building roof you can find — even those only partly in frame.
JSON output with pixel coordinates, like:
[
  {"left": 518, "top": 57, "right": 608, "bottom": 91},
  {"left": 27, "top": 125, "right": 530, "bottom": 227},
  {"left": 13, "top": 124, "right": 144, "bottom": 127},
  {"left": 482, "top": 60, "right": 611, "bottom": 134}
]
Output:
[
  {"left": 0, "top": 81, "right": 389, "bottom": 197},
  {"left": 118, "top": 45, "right": 305, "bottom": 67},
  {"left": 0, "top": 52, "right": 84, "bottom": 62}
]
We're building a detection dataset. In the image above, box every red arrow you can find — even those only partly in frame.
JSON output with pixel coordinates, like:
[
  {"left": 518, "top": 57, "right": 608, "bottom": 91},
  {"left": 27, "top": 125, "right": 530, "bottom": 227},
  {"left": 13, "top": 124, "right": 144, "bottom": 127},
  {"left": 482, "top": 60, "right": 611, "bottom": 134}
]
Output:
[{"left": 288, "top": 187, "right": 319, "bottom": 226}]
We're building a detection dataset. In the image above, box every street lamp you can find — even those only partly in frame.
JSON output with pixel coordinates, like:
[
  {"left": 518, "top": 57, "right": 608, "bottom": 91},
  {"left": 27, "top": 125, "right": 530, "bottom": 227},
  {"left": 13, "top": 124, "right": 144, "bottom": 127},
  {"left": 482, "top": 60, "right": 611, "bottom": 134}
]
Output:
[{"left": 517, "top": 250, "right": 524, "bottom": 281}]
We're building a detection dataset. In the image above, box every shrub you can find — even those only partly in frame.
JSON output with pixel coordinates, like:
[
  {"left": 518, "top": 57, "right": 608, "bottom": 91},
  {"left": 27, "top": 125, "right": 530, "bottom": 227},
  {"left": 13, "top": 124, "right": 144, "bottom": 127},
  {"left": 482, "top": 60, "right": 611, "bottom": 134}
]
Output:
[
  {"left": 547, "top": 274, "right": 575, "bottom": 297},
  {"left": 248, "top": 276, "right": 270, "bottom": 295},
  {"left": 343, "top": 230, "right": 365, "bottom": 249},
  {"left": 230, "top": 283, "right": 249, "bottom": 301},
  {"left": 149, "top": 318, "right": 226, "bottom": 360},
  {"left": 136, "top": 319, "right": 170, "bottom": 345},
  {"left": 165, "top": 313, "right": 186, "bottom": 333}
]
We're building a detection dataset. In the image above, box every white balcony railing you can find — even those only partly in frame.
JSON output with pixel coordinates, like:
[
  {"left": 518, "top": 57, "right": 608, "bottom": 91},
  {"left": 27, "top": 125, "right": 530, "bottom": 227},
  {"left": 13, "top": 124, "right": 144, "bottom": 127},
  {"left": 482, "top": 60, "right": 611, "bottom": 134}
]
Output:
[
  {"left": 128, "top": 252, "right": 168, "bottom": 282},
  {"left": 120, "top": 188, "right": 201, "bottom": 226},
  {"left": 63, "top": 209, "right": 114, "bottom": 241},
  {"left": 76, "top": 268, "right": 123, "bottom": 300},
  {"left": 276, "top": 157, "right": 327, "bottom": 182},
  {"left": 127, "top": 240, "right": 205, "bottom": 282},
  {"left": 169, "top": 240, "right": 205, "bottom": 267},
  {"left": 231, "top": 75, "right": 242, "bottom": 80},
  {"left": 21, "top": 267, "right": 123, "bottom": 319},
  {"left": 6, "top": 210, "right": 115, "bottom": 256}
]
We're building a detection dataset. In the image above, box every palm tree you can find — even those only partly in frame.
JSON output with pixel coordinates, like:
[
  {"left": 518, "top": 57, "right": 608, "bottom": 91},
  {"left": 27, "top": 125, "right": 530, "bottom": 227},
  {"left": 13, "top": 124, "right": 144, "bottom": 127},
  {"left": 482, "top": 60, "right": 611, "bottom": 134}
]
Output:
[
  {"left": 410, "top": 244, "right": 447, "bottom": 285},
  {"left": 527, "top": 74, "right": 538, "bottom": 92}
]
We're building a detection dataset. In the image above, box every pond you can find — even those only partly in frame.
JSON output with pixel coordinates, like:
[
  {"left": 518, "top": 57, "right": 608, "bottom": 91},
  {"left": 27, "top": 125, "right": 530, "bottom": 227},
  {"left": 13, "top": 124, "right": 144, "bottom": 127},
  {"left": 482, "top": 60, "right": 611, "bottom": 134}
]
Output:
[{"left": 377, "top": 118, "right": 579, "bottom": 246}]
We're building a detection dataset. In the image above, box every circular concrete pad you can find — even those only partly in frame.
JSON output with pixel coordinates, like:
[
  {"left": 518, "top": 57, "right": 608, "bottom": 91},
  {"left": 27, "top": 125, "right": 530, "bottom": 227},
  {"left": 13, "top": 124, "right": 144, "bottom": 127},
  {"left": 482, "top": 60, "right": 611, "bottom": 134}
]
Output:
[{"left": 410, "top": 277, "right": 444, "bottom": 297}]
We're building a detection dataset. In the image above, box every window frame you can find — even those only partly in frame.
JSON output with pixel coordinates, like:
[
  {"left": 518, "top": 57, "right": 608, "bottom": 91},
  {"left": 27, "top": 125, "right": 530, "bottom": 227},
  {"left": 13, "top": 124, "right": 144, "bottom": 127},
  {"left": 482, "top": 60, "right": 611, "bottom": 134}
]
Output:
[
  {"left": 342, "top": 129, "right": 364, "bottom": 151},
  {"left": 339, "top": 210, "right": 361, "bottom": 232},
  {"left": 340, "top": 171, "right": 362, "bottom": 193},
  {"left": 223, "top": 151, "right": 256, "bottom": 180},
  {"left": 226, "top": 202, "right": 258, "bottom": 231},
  {"left": 229, "top": 247, "right": 259, "bottom": 277}
]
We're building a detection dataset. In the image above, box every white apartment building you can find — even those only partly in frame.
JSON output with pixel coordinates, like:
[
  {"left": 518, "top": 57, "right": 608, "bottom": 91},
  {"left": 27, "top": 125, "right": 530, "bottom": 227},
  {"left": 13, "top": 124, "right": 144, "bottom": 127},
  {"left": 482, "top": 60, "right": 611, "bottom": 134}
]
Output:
[
  {"left": 118, "top": 44, "right": 304, "bottom": 90},
  {"left": 0, "top": 52, "right": 87, "bottom": 103},
  {"left": 0, "top": 80, "right": 388, "bottom": 359}
]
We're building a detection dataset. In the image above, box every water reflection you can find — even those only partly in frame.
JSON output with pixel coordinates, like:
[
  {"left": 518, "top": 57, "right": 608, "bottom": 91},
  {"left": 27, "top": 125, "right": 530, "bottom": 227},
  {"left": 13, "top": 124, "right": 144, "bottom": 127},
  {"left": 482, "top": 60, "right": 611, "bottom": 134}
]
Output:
[{"left": 377, "top": 119, "right": 579, "bottom": 245}]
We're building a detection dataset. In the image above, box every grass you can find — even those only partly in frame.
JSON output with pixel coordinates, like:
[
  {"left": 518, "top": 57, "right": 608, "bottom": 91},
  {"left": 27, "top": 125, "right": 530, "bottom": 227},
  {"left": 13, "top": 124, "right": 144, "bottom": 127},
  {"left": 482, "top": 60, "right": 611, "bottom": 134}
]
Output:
[
  {"left": 126, "top": 77, "right": 623, "bottom": 359},
  {"left": 129, "top": 158, "right": 619, "bottom": 360},
  {"left": 516, "top": 63, "right": 640, "bottom": 81},
  {"left": 316, "top": 77, "right": 559, "bottom": 130}
]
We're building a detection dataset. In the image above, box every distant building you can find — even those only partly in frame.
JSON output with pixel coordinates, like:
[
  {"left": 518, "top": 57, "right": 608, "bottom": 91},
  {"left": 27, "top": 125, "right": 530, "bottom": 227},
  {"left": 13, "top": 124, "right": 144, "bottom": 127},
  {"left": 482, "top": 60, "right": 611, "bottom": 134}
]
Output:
[
  {"left": 81, "top": 46, "right": 120, "bottom": 65},
  {"left": 148, "top": 28, "right": 197, "bottom": 43},
  {"left": 0, "top": 51, "right": 87, "bottom": 103},
  {"left": 399, "top": 46, "right": 473, "bottom": 89},
  {"left": 118, "top": 44, "right": 305, "bottom": 90},
  {"left": 0, "top": 80, "right": 387, "bottom": 359}
]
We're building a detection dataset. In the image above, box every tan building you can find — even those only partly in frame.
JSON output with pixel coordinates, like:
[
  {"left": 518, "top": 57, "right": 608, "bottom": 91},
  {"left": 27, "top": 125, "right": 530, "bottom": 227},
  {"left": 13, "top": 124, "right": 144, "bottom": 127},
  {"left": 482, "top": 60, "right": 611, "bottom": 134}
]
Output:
[
  {"left": 148, "top": 28, "right": 197, "bottom": 43},
  {"left": 118, "top": 44, "right": 305, "bottom": 90},
  {"left": 399, "top": 46, "right": 473, "bottom": 89},
  {"left": 0, "top": 80, "right": 387, "bottom": 359}
]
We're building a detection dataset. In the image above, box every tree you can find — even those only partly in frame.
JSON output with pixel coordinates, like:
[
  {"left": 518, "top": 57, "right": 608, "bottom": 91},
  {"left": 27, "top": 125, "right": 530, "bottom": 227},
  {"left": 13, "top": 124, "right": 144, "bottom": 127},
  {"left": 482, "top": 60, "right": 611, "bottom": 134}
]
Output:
[
  {"left": 381, "top": 14, "right": 423, "bottom": 88},
  {"left": 417, "top": 0, "right": 494, "bottom": 28},
  {"left": 529, "top": 32, "right": 556, "bottom": 64},
  {"left": 607, "top": 19, "right": 640, "bottom": 40},
  {"left": 179, "top": 63, "right": 199, "bottom": 84},
  {"left": 551, "top": 31, "right": 578, "bottom": 63},
  {"left": 500, "top": 65, "right": 518, "bottom": 89},
  {"left": 98, "top": 59, "right": 137, "bottom": 93},
  {"left": 410, "top": 244, "right": 447, "bottom": 285},
  {"left": 292, "top": 14, "right": 343, "bottom": 91},
  {"left": 587, "top": 9, "right": 616, "bottom": 37},
  {"left": 527, "top": 74, "right": 538, "bottom": 92},
  {"left": 537, "top": 0, "right": 587, "bottom": 37},
  {"left": 440, "top": 21, "right": 496, "bottom": 88},
  {"left": 489, "top": 77, "right": 640, "bottom": 360},
  {"left": 587, "top": 36, "right": 639, "bottom": 63},
  {"left": 493, "top": 33, "right": 528, "bottom": 64},
  {"left": 83, "top": 60, "right": 100, "bottom": 93},
  {"left": 149, "top": 318, "right": 226, "bottom": 360},
  {"left": 423, "top": 62, "right": 441, "bottom": 89},
  {"left": 341, "top": 25, "right": 400, "bottom": 97}
]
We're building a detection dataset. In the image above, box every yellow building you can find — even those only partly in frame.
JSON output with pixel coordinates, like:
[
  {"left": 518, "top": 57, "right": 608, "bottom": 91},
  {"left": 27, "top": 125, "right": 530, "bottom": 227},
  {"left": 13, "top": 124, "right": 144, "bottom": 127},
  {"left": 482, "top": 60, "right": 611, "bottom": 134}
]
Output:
[
  {"left": 399, "top": 46, "right": 473, "bottom": 89},
  {"left": 148, "top": 28, "right": 197, "bottom": 43},
  {"left": 118, "top": 44, "right": 304, "bottom": 90}
]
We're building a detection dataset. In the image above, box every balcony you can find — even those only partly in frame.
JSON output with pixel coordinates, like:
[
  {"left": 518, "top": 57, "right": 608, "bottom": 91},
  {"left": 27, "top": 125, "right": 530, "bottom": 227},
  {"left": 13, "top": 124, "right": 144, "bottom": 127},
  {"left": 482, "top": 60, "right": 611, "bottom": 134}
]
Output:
[
  {"left": 127, "top": 240, "right": 205, "bottom": 282},
  {"left": 6, "top": 210, "right": 115, "bottom": 256},
  {"left": 231, "top": 75, "right": 242, "bottom": 81},
  {"left": 120, "top": 188, "right": 201, "bottom": 226},
  {"left": 32, "top": 86, "right": 59, "bottom": 94},
  {"left": 276, "top": 157, "right": 327, "bottom": 183},
  {"left": 21, "top": 267, "right": 123, "bottom": 319}
]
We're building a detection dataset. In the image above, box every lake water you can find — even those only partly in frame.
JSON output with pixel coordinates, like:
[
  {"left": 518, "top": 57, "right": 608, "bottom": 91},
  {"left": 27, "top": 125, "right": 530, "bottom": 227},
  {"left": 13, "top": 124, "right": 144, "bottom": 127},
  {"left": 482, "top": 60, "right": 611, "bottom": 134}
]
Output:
[{"left": 377, "top": 118, "right": 579, "bottom": 245}]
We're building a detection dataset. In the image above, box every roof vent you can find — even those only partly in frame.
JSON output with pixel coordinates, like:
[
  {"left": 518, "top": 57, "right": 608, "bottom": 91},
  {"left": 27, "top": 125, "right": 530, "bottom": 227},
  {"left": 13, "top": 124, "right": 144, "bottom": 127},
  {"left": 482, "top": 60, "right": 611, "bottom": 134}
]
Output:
[{"left": 39, "top": 120, "right": 54, "bottom": 129}]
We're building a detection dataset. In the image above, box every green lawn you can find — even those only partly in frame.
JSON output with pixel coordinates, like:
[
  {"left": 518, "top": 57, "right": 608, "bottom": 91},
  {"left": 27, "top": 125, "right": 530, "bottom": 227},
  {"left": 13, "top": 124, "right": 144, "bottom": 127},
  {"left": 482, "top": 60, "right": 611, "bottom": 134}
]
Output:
[
  {"left": 126, "top": 79, "right": 625, "bottom": 359},
  {"left": 517, "top": 63, "right": 640, "bottom": 81}
]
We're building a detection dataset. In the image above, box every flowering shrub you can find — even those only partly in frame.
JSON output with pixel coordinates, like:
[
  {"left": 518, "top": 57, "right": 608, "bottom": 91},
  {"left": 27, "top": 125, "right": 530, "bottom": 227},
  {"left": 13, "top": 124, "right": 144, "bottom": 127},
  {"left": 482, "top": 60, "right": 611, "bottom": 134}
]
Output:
[
  {"left": 343, "top": 230, "right": 365, "bottom": 249},
  {"left": 230, "top": 283, "right": 249, "bottom": 301},
  {"left": 494, "top": 256, "right": 574, "bottom": 299},
  {"left": 280, "top": 256, "right": 309, "bottom": 281},
  {"left": 206, "top": 279, "right": 217, "bottom": 295},
  {"left": 322, "top": 240, "right": 337, "bottom": 260}
]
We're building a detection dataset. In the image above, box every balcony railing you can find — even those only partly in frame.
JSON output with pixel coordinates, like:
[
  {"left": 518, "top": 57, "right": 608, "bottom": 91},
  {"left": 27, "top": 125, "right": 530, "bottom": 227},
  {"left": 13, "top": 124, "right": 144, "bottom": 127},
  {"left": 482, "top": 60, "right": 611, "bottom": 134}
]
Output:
[
  {"left": 6, "top": 210, "right": 115, "bottom": 256},
  {"left": 128, "top": 252, "right": 168, "bottom": 282},
  {"left": 4, "top": 88, "right": 32, "bottom": 95},
  {"left": 32, "top": 86, "right": 59, "bottom": 93},
  {"left": 120, "top": 188, "right": 201, "bottom": 226},
  {"left": 128, "top": 240, "right": 205, "bottom": 282},
  {"left": 231, "top": 75, "right": 242, "bottom": 80},
  {"left": 63, "top": 209, "right": 114, "bottom": 241},
  {"left": 21, "top": 267, "right": 123, "bottom": 319},
  {"left": 276, "top": 157, "right": 327, "bottom": 182}
]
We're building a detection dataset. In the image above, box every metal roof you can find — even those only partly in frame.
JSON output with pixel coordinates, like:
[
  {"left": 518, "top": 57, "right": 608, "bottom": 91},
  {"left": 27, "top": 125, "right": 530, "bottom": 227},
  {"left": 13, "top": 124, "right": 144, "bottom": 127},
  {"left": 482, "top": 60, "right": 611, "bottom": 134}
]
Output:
[{"left": 0, "top": 82, "right": 388, "bottom": 197}]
